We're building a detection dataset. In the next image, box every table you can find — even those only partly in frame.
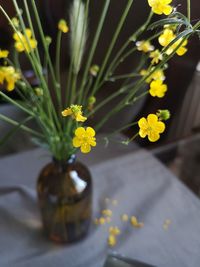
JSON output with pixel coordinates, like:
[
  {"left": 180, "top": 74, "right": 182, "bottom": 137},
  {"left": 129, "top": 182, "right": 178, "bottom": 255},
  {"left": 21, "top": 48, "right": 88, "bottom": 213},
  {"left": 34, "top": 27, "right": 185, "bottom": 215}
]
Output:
[{"left": 0, "top": 147, "right": 200, "bottom": 267}]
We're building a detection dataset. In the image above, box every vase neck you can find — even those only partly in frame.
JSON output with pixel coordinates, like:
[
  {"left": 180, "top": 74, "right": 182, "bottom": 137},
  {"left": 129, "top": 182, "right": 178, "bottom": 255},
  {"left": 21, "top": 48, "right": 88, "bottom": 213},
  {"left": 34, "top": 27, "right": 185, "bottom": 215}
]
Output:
[{"left": 52, "top": 154, "right": 76, "bottom": 171}]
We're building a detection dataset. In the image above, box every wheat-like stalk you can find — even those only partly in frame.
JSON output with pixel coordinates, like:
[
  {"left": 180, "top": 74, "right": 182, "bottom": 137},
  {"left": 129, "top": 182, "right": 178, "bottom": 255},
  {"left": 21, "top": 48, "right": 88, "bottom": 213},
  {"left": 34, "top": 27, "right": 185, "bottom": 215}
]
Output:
[{"left": 70, "top": 0, "right": 88, "bottom": 74}]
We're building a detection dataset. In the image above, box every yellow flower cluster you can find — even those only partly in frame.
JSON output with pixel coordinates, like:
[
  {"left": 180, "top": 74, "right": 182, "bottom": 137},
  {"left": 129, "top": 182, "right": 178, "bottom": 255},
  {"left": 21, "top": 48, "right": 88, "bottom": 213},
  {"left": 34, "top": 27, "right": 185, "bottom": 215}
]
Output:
[
  {"left": 136, "top": 40, "right": 154, "bottom": 53},
  {"left": 138, "top": 114, "right": 165, "bottom": 142},
  {"left": 148, "top": 0, "right": 173, "bottom": 15},
  {"left": 13, "top": 29, "right": 37, "bottom": 53},
  {"left": 0, "top": 66, "right": 20, "bottom": 91},
  {"left": 159, "top": 28, "right": 188, "bottom": 56}
]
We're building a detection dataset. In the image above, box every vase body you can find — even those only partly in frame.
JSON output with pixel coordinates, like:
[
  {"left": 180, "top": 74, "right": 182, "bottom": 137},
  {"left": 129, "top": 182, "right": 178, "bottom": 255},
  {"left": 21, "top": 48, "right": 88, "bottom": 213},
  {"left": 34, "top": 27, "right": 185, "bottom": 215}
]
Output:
[{"left": 37, "top": 155, "right": 92, "bottom": 244}]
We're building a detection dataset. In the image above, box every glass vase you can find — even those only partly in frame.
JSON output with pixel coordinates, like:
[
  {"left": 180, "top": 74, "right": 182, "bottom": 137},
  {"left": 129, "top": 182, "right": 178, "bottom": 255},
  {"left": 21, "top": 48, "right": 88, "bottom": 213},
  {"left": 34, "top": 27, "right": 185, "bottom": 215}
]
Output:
[{"left": 37, "top": 155, "right": 92, "bottom": 244}]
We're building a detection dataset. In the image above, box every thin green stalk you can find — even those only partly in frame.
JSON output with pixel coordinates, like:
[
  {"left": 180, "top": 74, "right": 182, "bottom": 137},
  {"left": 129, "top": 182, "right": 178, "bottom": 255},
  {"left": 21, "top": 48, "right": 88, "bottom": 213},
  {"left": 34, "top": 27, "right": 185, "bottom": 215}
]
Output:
[
  {"left": 66, "top": 0, "right": 82, "bottom": 106},
  {"left": 101, "top": 11, "right": 153, "bottom": 87},
  {"left": 187, "top": 0, "right": 191, "bottom": 23},
  {"left": 107, "top": 72, "right": 140, "bottom": 81},
  {"left": 0, "top": 91, "right": 35, "bottom": 116},
  {"left": 30, "top": 0, "right": 61, "bottom": 108},
  {"left": 0, "top": 114, "right": 43, "bottom": 137},
  {"left": 91, "top": 0, "right": 134, "bottom": 96},
  {"left": 23, "top": 0, "right": 42, "bottom": 64},
  {"left": 56, "top": 31, "right": 62, "bottom": 87},
  {"left": 77, "top": 0, "right": 111, "bottom": 103}
]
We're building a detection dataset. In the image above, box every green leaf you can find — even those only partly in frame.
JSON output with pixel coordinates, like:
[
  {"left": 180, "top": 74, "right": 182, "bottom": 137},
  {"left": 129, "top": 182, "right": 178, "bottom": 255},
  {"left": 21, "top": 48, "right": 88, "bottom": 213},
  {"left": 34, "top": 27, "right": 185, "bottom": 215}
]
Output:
[{"left": 148, "top": 18, "right": 189, "bottom": 31}]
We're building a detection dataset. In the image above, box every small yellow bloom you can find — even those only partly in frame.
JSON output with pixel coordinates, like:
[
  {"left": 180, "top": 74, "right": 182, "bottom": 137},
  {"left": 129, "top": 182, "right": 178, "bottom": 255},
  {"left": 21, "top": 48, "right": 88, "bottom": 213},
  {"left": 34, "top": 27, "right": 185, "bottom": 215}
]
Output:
[
  {"left": 130, "top": 216, "right": 139, "bottom": 227},
  {"left": 0, "top": 66, "right": 20, "bottom": 91},
  {"left": 0, "top": 50, "right": 9, "bottom": 59},
  {"left": 149, "top": 80, "right": 167, "bottom": 98},
  {"left": 138, "top": 114, "right": 165, "bottom": 142},
  {"left": 148, "top": 0, "right": 173, "bottom": 15},
  {"left": 58, "top": 19, "right": 69, "bottom": 33},
  {"left": 140, "top": 68, "right": 165, "bottom": 83},
  {"left": 73, "top": 127, "right": 96, "bottom": 153},
  {"left": 149, "top": 49, "right": 163, "bottom": 65},
  {"left": 108, "top": 234, "right": 117, "bottom": 247},
  {"left": 159, "top": 29, "right": 188, "bottom": 56},
  {"left": 169, "top": 39, "right": 188, "bottom": 56},
  {"left": 136, "top": 40, "right": 154, "bottom": 53},
  {"left": 158, "top": 28, "right": 175, "bottom": 47},
  {"left": 13, "top": 29, "right": 37, "bottom": 53},
  {"left": 109, "top": 226, "right": 121, "bottom": 236},
  {"left": 62, "top": 105, "right": 87, "bottom": 122}
]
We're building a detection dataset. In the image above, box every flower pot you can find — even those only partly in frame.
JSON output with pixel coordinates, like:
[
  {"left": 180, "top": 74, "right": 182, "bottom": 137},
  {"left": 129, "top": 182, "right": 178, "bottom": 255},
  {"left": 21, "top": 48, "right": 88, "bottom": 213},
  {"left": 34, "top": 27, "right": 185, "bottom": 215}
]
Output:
[{"left": 37, "top": 155, "right": 92, "bottom": 244}]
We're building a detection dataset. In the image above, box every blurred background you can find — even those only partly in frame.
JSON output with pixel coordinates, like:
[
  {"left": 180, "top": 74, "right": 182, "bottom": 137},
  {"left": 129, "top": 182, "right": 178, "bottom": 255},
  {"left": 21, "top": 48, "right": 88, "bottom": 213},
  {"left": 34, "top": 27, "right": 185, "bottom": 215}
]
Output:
[{"left": 0, "top": 0, "right": 200, "bottom": 195}]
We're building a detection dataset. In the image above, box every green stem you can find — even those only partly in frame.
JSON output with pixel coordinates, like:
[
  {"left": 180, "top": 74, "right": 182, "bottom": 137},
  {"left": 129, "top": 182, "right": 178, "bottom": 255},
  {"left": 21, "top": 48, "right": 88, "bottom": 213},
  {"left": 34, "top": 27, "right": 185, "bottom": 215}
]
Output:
[
  {"left": 56, "top": 31, "right": 62, "bottom": 91},
  {"left": 0, "top": 114, "right": 43, "bottom": 137},
  {"left": 77, "top": 0, "right": 111, "bottom": 102},
  {"left": 187, "top": 0, "right": 191, "bottom": 23},
  {"left": 91, "top": 0, "right": 134, "bottom": 96},
  {"left": 0, "top": 91, "right": 35, "bottom": 116}
]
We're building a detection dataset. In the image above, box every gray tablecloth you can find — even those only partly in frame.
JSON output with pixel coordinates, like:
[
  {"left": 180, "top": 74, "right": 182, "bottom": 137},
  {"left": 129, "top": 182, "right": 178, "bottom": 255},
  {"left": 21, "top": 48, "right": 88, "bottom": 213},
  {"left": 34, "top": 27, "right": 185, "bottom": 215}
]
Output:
[{"left": 0, "top": 148, "right": 200, "bottom": 267}]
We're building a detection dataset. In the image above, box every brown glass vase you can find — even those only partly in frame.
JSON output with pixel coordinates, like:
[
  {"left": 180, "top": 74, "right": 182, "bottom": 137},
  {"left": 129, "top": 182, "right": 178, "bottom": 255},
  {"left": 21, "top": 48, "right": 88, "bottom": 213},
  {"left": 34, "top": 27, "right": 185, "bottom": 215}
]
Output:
[{"left": 37, "top": 155, "right": 92, "bottom": 244}]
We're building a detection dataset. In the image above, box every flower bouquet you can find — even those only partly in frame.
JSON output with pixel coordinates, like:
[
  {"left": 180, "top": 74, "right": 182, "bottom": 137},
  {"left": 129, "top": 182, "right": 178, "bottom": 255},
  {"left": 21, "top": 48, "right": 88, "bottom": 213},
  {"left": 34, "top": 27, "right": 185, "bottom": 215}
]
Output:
[{"left": 0, "top": 0, "right": 199, "bottom": 243}]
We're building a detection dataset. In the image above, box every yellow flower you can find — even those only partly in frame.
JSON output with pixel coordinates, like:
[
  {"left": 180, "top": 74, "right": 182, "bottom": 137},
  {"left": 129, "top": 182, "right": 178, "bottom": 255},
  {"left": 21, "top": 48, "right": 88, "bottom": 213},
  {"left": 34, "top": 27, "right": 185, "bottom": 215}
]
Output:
[
  {"left": 136, "top": 40, "right": 154, "bottom": 53},
  {"left": 138, "top": 114, "right": 165, "bottom": 142},
  {"left": 62, "top": 105, "right": 87, "bottom": 122},
  {"left": 11, "top": 17, "right": 19, "bottom": 28},
  {"left": 149, "top": 80, "right": 167, "bottom": 98},
  {"left": 0, "top": 50, "right": 9, "bottom": 58},
  {"left": 0, "top": 66, "right": 20, "bottom": 91},
  {"left": 73, "top": 127, "right": 96, "bottom": 153},
  {"left": 159, "top": 29, "right": 188, "bottom": 56},
  {"left": 58, "top": 19, "right": 69, "bottom": 33},
  {"left": 140, "top": 68, "right": 165, "bottom": 83},
  {"left": 168, "top": 39, "right": 188, "bottom": 56},
  {"left": 13, "top": 29, "right": 37, "bottom": 53},
  {"left": 158, "top": 28, "right": 175, "bottom": 47},
  {"left": 148, "top": 0, "right": 173, "bottom": 15},
  {"left": 149, "top": 49, "right": 163, "bottom": 64}
]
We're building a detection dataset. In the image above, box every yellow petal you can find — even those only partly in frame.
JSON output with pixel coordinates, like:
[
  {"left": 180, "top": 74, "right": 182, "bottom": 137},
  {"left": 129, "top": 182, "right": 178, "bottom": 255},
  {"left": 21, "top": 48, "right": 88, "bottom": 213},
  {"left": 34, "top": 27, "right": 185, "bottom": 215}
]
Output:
[
  {"left": 176, "top": 47, "right": 187, "bottom": 56},
  {"left": 147, "top": 114, "right": 158, "bottom": 125},
  {"left": 89, "top": 139, "right": 96, "bottom": 147},
  {"left": 75, "top": 127, "right": 85, "bottom": 137},
  {"left": 163, "top": 5, "right": 173, "bottom": 15},
  {"left": 76, "top": 114, "right": 87, "bottom": 122},
  {"left": 61, "top": 108, "right": 72, "bottom": 117},
  {"left": 138, "top": 117, "right": 148, "bottom": 130},
  {"left": 86, "top": 127, "right": 95, "bottom": 137},
  {"left": 72, "top": 137, "right": 81, "bottom": 148},
  {"left": 81, "top": 143, "right": 91, "bottom": 153},
  {"left": 25, "top": 29, "right": 32, "bottom": 38},
  {"left": 148, "top": 131, "right": 160, "bottom": 142},
  {"left": 139, "top": 129, "right": 148, "bottom": 138},
  {"left": 154, "top": 121, "right": 166, "bottom": 133}
]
